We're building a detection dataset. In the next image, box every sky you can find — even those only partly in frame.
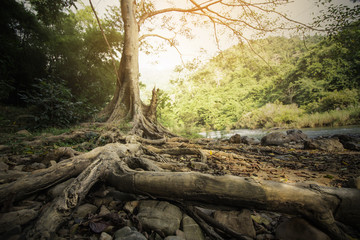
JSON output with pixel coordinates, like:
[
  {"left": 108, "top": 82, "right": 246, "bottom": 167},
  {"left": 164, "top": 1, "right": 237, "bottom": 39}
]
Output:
[{"left": 80, "top": 0, "right": 356, "bottom": 91}]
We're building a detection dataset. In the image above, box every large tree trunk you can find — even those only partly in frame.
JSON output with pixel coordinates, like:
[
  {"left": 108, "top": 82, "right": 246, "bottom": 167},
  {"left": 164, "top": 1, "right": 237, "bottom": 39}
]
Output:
[{"left": 98, "top": 0, "right": 173, "bottom": 138}]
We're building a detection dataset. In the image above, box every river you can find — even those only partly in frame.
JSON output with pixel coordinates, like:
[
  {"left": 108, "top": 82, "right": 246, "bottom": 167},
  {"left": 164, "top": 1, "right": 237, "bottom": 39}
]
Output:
[{"left": 199, "top": 125, "right": 360, "bottom": 140}]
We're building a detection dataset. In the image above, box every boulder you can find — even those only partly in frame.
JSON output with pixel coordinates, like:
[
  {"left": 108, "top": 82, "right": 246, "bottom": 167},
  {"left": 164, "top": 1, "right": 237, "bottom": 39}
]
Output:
[
  {"left": 304, "top": 138, "right": 344, "bottom": 152},
  {"left": 241, "top": 136, "right": 260, "bottom": 145},
  {"left": 182, "top": 214, "right": 205, "bottom": 240},
  {"left": 286, "top": 129, "right": 309, "bottom": 142},
  {"left": 137, "top": 200, "right": 182, "bottom": 235},
  {"left": 333, "top": 134, "right": 360, "bottom": 151},
  {"left": 114, "top": 226, "right": 146, "bottom": 240},
  {"left": 213, "top": 209, "right": 256, "bottom": 238},
  {"left": 275, "top": 218, "right": 330, "bottom": 240},
  {"left": 261, "top": 132, "right": 290, "bottom": 146},
  {"left": 229, "top": 134, "right": 242, "bottom": 143}
]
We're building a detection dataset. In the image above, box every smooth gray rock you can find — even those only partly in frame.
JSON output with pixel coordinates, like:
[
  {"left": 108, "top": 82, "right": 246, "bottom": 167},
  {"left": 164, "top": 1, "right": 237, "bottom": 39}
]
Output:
[
  {"left": 137, "top": 200, "right": 182, "bottom": 236},
  {"left": 241, "top": 136, "right": 260, "bottom": 145},
  {"left": 275, "top": 218, "right": 330, "bottom": 240},
  {"left": 182, "top": 214, "right": 204, "bottom": 240},
  {"left": 114, "top": 226, "right": 146, "bottom": 240},
  {"left": 213, "top": 209, "right": 256, "bottom": 238},
  {"left": 261, "top": 132, "right": 291, "bottom": 146}
]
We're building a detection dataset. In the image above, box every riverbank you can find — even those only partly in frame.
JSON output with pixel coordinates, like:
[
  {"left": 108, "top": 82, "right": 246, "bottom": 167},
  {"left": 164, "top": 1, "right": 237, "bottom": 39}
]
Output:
[{"left": 200, "top": 125, "right": 360, "bottom": 139}]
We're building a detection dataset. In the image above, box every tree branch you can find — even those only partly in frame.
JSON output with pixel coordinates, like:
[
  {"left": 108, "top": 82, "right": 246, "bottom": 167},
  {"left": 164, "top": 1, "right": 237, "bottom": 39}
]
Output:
[
  {"left": 139, "top": 34, "right": 185, "bottom": 65},
  {"left": 89, "top": 0, "right": 121, "bottom": 85}
]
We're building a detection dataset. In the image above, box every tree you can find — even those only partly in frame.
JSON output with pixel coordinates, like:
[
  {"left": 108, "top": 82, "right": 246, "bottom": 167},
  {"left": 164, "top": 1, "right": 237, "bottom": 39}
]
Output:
[{"left": 97, "top": 0, "right": 315, "bottom": 138}]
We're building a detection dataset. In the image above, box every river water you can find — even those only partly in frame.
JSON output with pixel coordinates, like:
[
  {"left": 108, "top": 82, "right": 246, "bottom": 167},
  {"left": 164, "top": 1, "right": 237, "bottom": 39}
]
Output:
[{"left": 199, "top": 125, "right": 360, "bottom": 140}]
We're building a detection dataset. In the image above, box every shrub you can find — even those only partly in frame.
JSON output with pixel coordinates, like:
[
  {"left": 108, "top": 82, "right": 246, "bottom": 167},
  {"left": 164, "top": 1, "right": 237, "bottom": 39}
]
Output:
[{"left": 19, "top": 77, "right": 83, "bottom": 128}]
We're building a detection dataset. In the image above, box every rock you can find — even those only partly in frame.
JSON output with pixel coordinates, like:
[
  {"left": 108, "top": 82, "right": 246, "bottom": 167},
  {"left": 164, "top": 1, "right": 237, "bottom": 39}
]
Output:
[
  {"left": 354, "top": 176, "right": 360, "bottom": 190},
  {"left": 100, "top": 232, "right": 113, "bottom": 240},
  {"left": 241, "top": 136, "right": 260, "bottom": 145},
  {"left": 48, "top": 178, "right": 74, "bottom": 198},
  {"left": 123, "top": 201, "right": 139, "bottom": 214},
  {"left": 190, "top": 161, "right": 209, "bottom": 171},
  {"left": 229, "top": 134, "right": 242, "bottom": 143},
  {"left": 182, "top": 214, "right": 205, "bottom": 240},
  {"left": 108, "top": 190, "right": 138, "bottom": 202},
  {"left": 256, "top": 234, "right": 275, "bottom": 240},
  {"left": 286, "top": 129, "right": 309, "bottom": 142},
  {"left": 333, "top": 134, "right": 360, "bottom": 151},
  {"left": 99, "top": 205, "right": 111, "bottom": 216},
  {"left": 0, "top": 209, "right": 39, "bottom": 233},
  {"left": 304, "top": 138, "right": 344, "bottom": 152},
  {"left": 0, "top": 161, "right": 9, "bottom": 171},
  {"left": 15, "top": 130, "right": 32, "bottom": 136},
  {"left": 114, "top": 226, "right": 146, "bottom": 240},
  {"left": 261, "top": 132, "right": 290, "bottom": 146},
  {"left": 29, "top": 162, "right": 46, "bottom": 170},
  {"left": 164, "top": 236, "right": 185, "bottom": 240},
  {"left": 137, "top": 200, "right": 182, "bottom": 235},
  {"left": 275, "top": 218, "right": 330, "bottom": 240},
  {"left": 213, "top": 209, "right": 256, "bottom": 238},
  {"left": 13, "top": 165, "right": 25, "bottom": 171},
  {"left": 94, "top": 196, "right": 113, "bottom": 207},
  {"left": 73, "top": 203, "right": 97, "bottom": 219}
]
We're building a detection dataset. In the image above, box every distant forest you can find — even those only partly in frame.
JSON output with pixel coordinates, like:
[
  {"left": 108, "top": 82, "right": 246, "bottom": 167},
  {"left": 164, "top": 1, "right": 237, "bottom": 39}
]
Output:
[{"left": 158, "top": 25, "right": 360, "bottom": 133}]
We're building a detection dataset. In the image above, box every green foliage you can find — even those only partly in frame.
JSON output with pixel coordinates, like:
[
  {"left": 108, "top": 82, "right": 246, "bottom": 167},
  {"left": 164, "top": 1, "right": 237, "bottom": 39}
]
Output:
[
  {"left": 0, "top": 0, "right": 123, "bottom": 128},
  {"left": 19, "top": 78, "right": 82, "bottom": 128},
  {"left": 162, "top": 26, "right": 360, "bottom": 131}
]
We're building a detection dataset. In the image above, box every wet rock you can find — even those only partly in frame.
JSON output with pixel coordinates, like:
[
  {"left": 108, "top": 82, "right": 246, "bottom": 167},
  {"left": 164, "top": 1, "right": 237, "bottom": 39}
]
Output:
[
  {"left": 73, "top": 203, "right": 97, "bottom": 219},
  {"left": 48, "top": 178, "right": 74, "bottom": 198},
  {"left": 114, "top": 226, "right": 146, "bottom": 240},
  {"left": 304, "top": 138, "right": 344, "bottom": 152},
  {"left": 213, "top": 209, "right": 256, "bottom": 238},
  {"left": 261, "top": 132, "right": 290, "bottom": 146},
  {"left": 241, "top": 136, "right": 260, "bottom": 145},
  {"left": 100, "top": 232, "right": 113, "bottom": 240},
  {"left": 229, "top": 134, "right": 242, "bottom": 143},
  {"left": 275, "top": 218, "right": 330, "bottom": 240},
  {"left": 0, "top": 209, "right": 39, "bottom": 233},
  {"left": 182, "top": 214, "right": 205, "bottom": 240},
  {"left": 286, "top": 129, "right": 309, "bottom": 142},
  {"left": 190, "top": 161, "right": 209, "bottom": 171},
  {"left": 137, "top": 200, "right": 182, "bottom": 235}
]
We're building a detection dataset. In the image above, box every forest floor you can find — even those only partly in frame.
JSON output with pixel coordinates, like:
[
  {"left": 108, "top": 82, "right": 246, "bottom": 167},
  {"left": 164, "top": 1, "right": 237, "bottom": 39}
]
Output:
[{"left": 0, "top": 123, "right": 360, "bottom": 239}]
